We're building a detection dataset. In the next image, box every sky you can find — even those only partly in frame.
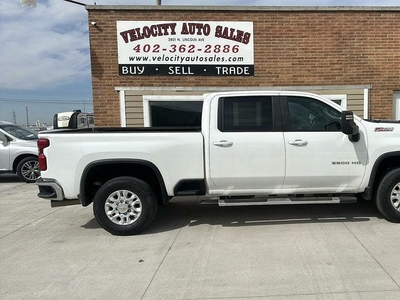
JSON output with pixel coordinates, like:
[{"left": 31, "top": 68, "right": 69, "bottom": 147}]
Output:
[{"left": 1, "top": 0, "right": 399, "bottom": 126}]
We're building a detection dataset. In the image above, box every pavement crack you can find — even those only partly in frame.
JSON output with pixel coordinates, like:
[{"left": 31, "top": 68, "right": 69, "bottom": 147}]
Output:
[
  {"left": 183, "top": 289, "right": 400, "bottom": 300},
  {"left": 330, "top": 207, "right": 400, "bottom": 289},
  {"left": 0, "top": 207, "right": 64, "bottom": 240},
  {"left": 0, "top": 184, "right": 27, "bottom": 193},
  {"left": 140, "top": 198, "right": 197, "bottom": 300}
]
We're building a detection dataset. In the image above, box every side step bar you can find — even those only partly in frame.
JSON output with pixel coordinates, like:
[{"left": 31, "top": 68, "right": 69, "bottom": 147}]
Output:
[{"left": 201, "top": 196, "right": 357, "bottom": 207}]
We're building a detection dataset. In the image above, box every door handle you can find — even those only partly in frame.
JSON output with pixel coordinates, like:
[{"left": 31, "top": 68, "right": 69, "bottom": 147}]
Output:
[
  {"left": 288, "top": 139, "right": 308, "bottom": 146},
  {"left": 213, "top": 140, "right": 233, "bottom": 147}
]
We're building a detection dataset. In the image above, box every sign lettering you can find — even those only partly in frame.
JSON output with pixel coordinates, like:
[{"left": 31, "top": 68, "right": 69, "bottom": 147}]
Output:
[{"left": 117, "top": 21, "right": 254, "bottom": 76}]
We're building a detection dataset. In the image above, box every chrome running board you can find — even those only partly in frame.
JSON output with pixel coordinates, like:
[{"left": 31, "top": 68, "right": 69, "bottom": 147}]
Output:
[{"left": 201, "top": 196, "right": 357, "bottom": 207}]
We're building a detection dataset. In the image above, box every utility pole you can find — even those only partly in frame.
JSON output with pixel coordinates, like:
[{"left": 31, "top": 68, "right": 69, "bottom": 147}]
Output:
[
  {"left": 25, "top": 105, "right": 29, "bottom": 127},
  {"left": 156, "top": 0, "right": 161, "bottom": 5},
  {"left": 12, "top": 111, "right": 16, "bottom": 124}
]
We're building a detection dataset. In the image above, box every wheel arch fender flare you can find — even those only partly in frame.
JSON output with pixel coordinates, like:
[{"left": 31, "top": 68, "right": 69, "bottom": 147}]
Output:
[
  {"left": 79, "top": 159, "right": 169, "bottom": 207},
  {"left": 13, "top": 154, "right": 38, "bottom": 172},
  {"left": 362, "top": 151, "right": 400, "bottom": 200}
]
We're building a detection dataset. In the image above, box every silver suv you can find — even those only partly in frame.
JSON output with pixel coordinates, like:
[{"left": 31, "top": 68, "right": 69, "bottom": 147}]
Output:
[{"left": 0, "top": 121, "right": 40, "bottom": 183}]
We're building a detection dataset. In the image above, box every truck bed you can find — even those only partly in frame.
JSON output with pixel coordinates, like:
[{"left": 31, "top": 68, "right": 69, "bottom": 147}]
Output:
[{"left": 38, "top": 129, "right": 205, "bottom": 199}]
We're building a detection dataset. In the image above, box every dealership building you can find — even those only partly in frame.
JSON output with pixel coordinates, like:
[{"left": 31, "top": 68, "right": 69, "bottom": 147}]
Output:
[{"left": 86, "top": 5, "right": 400, "bottom": 127}]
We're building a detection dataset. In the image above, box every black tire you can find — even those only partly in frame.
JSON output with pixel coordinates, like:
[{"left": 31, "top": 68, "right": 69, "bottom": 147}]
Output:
[
  {"left": 376, "top": 168, "right": 400, "bottom": 223},
  {"left": 16, "top": 156, "right": 40, "bottom": 183},
  {"left": 93, "top": 177, "right": 158, "bottom": 235},
  {"left": 53, "top": 114, "right": 59, "bottom": 129}
]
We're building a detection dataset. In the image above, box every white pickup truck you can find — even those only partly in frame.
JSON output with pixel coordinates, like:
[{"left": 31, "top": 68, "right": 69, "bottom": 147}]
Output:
[{"left": 37, "top": 91, "right": 400, "bottom": 235}]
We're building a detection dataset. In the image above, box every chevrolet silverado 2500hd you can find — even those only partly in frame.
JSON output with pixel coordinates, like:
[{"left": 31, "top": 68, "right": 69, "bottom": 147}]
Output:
[{"left": 37, "top": 91, "right": 400, "bottom": 235}]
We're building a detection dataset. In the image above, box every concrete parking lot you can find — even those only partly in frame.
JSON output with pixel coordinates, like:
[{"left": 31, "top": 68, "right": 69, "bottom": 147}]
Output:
[{"left": 1, "top": 174, "right": 400, "bottom": 300}]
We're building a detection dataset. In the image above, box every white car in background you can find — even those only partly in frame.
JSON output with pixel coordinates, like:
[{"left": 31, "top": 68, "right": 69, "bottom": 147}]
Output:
[{"left": 0, "top": 121, "right": 40, "bottom": 183}]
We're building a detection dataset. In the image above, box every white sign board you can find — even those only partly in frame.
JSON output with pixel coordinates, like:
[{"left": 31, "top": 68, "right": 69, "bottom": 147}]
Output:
[{"left": 117, "top": 21, "right": 254, "bottom": 76}]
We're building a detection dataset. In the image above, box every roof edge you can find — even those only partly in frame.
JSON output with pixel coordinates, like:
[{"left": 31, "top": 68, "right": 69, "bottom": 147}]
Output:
[
  {"left": 115, "top": 85, "right": 372, "bottom": 92},
  {"left": 86, "top": 5, "right": 400, "bottom": 12}
]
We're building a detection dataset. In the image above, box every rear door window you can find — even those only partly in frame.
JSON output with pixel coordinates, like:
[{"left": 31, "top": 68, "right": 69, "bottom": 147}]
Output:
[{"left": 218, "top": 96, "right": 273, "bottom": 132}]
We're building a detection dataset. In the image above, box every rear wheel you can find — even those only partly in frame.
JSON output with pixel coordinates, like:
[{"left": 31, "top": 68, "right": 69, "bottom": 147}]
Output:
[
  {"left": 16, "top": 156, "right": 40, "bottom": 183},
  {"left": 376, "top": 168, "right": 400, "bottom": 222},
  {"left": 93, "top": 177, "right": 158, "bottom": 235}
]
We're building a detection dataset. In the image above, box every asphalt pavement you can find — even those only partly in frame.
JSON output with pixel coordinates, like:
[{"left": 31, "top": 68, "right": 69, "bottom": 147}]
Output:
[{"left": 1, "top": 174, "right": 400, "bottom": 300}]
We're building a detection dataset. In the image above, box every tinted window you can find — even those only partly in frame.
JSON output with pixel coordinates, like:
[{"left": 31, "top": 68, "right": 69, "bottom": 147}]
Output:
[
  {"left": 287, "top": 97, "right": 341, "bottom": 131},
  {"left": 150, "top": 101, "right": 203, "bottom": 127},
  {"left": 219, "top": 96, "right": 273, "bottom": 132}
]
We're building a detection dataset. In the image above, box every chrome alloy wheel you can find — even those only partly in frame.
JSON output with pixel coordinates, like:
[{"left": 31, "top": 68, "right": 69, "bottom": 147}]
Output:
[
  {"left": 105, "top": 190, "right": 142, "bottom": 225},
  {"left": 390, "top": 183, "right": 400, "bottom": 212},
  {"left": 21, "top": 160, "right": 40, "bottom": 181}
]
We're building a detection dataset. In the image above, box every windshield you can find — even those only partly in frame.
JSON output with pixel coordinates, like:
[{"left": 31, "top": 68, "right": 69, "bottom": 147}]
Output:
[{"left": 0, "top": 125, "right": 38, "bottom": 140}]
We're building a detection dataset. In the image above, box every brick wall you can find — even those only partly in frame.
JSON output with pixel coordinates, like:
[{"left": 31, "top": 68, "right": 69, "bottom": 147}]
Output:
[{"left": 87, "top": 6, "right": 400, "bottom": 126}]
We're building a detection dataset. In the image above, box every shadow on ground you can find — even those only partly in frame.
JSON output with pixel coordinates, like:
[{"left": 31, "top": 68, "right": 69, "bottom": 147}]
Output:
[
  {"left": 82, "top": 197, "right": 382, "bottom": 235},
  {"left": 0, "top": 174, "right": 23, "bottom": 183}
]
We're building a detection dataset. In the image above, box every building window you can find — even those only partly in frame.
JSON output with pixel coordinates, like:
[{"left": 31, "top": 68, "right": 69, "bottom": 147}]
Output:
[
  {"left": 393, "top": 91, "right": 400, "bottom": 120},
  {"left": 143, "top": 96, "right": 203, "bottom": 127},
  {"left": 321, "top": 94, "right": 347, "bottom": 108}
]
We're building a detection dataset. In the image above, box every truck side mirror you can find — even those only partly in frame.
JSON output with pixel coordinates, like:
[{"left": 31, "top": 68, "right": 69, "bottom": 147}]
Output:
[
  {"left": 341, "top": 111, "right": 360, "bottom": 142},
  {"left": 0, "top": 132, "right": 8, "bottom": 146}
]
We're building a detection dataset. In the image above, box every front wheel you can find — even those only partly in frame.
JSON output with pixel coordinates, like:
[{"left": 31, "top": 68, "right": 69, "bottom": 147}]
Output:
[
  {"left": 93, "top": 177, "right": 158, "bottom": 235},
  {"left": 376, "top": 168, "right": 400, "bottom": 222},
  {"left": 16, "top": 156, "right": 40, "bottom": 183}
]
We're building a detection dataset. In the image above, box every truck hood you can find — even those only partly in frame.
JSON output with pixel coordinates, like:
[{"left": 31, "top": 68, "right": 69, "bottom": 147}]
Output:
[
  {"left": 362, "top": 120, "right": 400, "bottom": 139},
  {"left": 363, "top": 119, "right": 400, "bottom": 132},
  {"left": 364, "top": 119, "right": 400, "bottom": 124}
]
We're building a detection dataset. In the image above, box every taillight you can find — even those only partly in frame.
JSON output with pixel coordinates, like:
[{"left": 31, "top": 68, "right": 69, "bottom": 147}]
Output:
[{"left": 37, "top": 139, "right": 50, "bottom": 171}]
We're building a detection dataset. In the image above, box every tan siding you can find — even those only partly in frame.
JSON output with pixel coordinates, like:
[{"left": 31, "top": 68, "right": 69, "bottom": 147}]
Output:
[
  {"left": 125, "top": 107, "right": 143, "bottom": 114},
  {"left": 125, "top": 102, "right": 143, "bottom": 108},
  {"left": 124, "top": 94, "right": 143, "bottom": 126},
  {"left": 125, "top": 118, "right": 144, "bottom": 127},
  {"left": 347, "top": 100, "right": 364, "bottom": 106},
  {"left": 346, "top": 91, "right": 365, "bottom": 118},
  {"left": 315, "top": 89, "right": 362, "bottom": 95}
]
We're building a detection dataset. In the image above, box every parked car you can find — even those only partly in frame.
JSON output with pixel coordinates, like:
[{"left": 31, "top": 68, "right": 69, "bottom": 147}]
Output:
[{"left": 0, "top": 121, "right": 40, "bottom": 183}]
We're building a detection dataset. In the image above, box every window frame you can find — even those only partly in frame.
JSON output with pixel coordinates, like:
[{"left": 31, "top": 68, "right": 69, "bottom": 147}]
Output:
[{"left": 321, "top": 94, "right": 347, "bottom": 108}]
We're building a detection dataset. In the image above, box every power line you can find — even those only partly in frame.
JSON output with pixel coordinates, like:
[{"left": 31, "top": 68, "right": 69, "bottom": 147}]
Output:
[
  {"left": 0, "top": 99, "right": 92, "bottom": 104},
  {"left": 0, "top": 90, "right": 92, "bottom": 95}
]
